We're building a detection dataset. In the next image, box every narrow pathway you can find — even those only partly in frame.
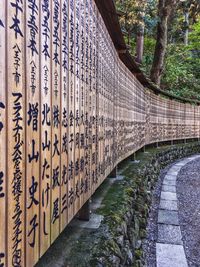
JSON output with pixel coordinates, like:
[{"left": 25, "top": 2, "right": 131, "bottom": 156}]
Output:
[{"left": 156, "top": 155, "right": 200, "bottom": 267}]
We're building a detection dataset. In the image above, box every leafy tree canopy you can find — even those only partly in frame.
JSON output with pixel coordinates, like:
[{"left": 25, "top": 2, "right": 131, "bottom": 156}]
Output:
[{"left": 115, "top": 0, "right": 200, "bottom": 100}]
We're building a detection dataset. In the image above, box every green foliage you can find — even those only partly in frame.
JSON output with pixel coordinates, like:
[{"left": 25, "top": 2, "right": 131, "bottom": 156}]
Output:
[
  {"left": 115, "top": 0, "right": 157, "bottom": 45},
  {"left": 115, "top": 0, "right": 147, "bottom": 26},
  {"left": 116, "top": 0, "right": 200, "bottom": 100},
  {"left": 162, "top": 44, "right": 200, "bottom": 100},
  {"left": 189, "top": 19, "right": 200, "bottom": 52},
  {"left": 141, "top": 19, "right": 200, "bottom": 100},
  {"left": 144, "top": 0, "right": 158, "bottom": 35},
  {"left": 141, "top": 37, "right": 156, "bottom": 74},
  {"left": 160, "top": 19, "right": 200, "bottom": 100}
]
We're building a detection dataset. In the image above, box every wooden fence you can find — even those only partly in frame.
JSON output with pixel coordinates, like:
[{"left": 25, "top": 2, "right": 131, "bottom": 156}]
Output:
[{"left": 0, "top": 0, "right": 200, "bottom": 266}]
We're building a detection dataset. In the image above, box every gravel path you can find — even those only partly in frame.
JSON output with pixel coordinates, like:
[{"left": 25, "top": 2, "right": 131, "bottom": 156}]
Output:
[
  {"left": 177, "top": 157, "right": 200, "bottom": 267},
  {"left": 143, "top": 162, "right": 173, "bottom": 267},
  {"left": 144, "top": 155, "right": 200, "bottom": 267}
]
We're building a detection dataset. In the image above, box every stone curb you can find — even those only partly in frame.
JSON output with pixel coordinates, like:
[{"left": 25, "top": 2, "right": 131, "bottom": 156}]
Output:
[{"left": 156, "top": 155, "right": 200, "bottom": 267}]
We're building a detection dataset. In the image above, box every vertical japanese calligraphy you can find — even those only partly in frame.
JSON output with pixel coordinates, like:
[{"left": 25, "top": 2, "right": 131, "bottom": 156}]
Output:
[
  {"left": 90, "top": 0, "right": 97, "bottom": 194},
  {"left": 7, "top": 0, "right": 25, "bottom": 266},
  {"left": 79, "top": 0, "right": 86, "bottom": 208},
  {"left": 40, "top": 0, "right": 51, "bottom": 255},
  {"left": 51, "top": 0, "right": 61, "bottom": 242},
  {"left": 68, "top": 0, "right": 75, "bottom": 222},
  {"left": 94, "top": 3, "right": 100, "bottom": 191},
  {"left": 60, "top": 0, "right": 69, "bottom": 230},
  {"left": 98, "top": 16, "right": 104, "bottom": 185},
  {"left": 74, "top": 0, "right": 81, "bottom": 215},
  {"left": 26, "top": 0, "right": 40, "bottom": 265},
  {"left": 84, "top": 0, "right": 91, "bottom": 204},
  {"left": 0, "top": 2, "right": 6, "bottom": 267},
  {"left": 103, "top": 23, "right": 107, "bottom": 170}
]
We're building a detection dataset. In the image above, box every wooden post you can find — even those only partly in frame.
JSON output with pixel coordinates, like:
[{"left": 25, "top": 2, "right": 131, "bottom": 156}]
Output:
[
  {"left": 108, "top": 167, "right": 117, "bottom": 178},
  {"left": 131, "top": 153, "right": 136, "bottom": 161},
  {"left": 77, "top": 199, "right": 91, "bottom": 221}
]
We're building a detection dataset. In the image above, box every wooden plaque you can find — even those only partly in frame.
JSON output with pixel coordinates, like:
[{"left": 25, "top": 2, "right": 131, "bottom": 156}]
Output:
[
  {"left": 40, "top": 0, "right": 52, "bottom": 256},
  {"left": 60, "top": 0, "right": 69, "bottom": 232},
  {"left": 7, "top": 1, "right": 25, "bottom": 266},
  {"left": 25, "top": 0, "right": 40, "bottom": 265},
  {"left": 0, "top": 3, "right": 6, "bottom": 266},
  {"left": 51, "top": 0, "right": 61, "bottom": 242},
  {"left": 68, "top": 0, "right": 75, "bottom": 222}
]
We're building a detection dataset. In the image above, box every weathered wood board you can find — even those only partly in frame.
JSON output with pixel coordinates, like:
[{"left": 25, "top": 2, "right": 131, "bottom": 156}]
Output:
[
  {"left": 25, "top": 0, "right": 40, "bottom": 265},
  {"left": 7, "top": 1, "right": 25, "bottom": 266},
  {"left": 60, "top": 0, "right": 69, "bottom": 232},
  {"left": 68, "top": 0, "right": 75, "bottom": 222},
  {"left": 0, "top": 3, "right": 6, "bottom": 267},
  {"left": 40, "top": 0, "right": 52, "bottom": 255},
  {"left": 51, "top": 0, "right": 62, "bottom": 243},
  {"left": 79, "top": 0, "right": 86, "bottom": 207},
  {"left": 74, "top": 0, "right": 81, "bottom": 215}
]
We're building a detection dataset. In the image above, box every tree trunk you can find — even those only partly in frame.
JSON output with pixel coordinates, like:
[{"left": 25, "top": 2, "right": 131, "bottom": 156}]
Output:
[
  {"left": 136, "top": 25, "right": 144, "bottom": 64},
  {"left": 150, "top": 0, "right": 176, "bottom": 86},
  {"left": 184, "top": 10, "right": 189, "bottom": 46}
]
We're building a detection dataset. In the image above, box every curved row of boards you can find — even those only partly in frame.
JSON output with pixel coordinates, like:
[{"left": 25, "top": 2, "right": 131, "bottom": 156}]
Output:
[{"left": 0, "top": 0, "right": 200, "bottom": 266}]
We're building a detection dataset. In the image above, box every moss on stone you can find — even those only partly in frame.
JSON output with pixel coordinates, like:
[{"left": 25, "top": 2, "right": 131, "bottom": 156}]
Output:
[
  {"left": 63, "top": 142, "right": 200, "bottom": 267},
  {"left": 89, "top": 142, "right": 200, "bottom": 266}
]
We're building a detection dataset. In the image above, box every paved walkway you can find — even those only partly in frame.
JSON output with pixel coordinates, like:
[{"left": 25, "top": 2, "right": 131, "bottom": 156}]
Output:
[{"left": 156, "top": 155, "right": 200, "bottom": 267}]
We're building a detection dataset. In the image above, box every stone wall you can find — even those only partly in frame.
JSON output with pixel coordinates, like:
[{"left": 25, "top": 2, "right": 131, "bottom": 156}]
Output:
[{"left": 88, "top": 142, "right": 200, "bottom": 267}]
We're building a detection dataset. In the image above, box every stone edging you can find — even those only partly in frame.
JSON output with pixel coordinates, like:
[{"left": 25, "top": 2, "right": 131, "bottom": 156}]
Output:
[{"left": 156, "top": 155, "right": 200, "bottom": 267}]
